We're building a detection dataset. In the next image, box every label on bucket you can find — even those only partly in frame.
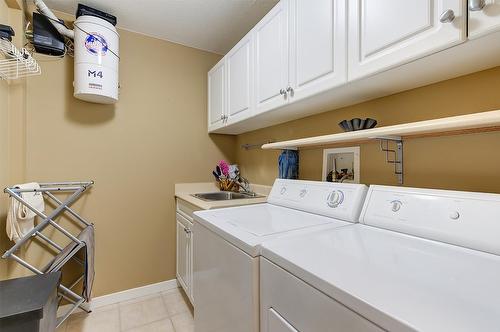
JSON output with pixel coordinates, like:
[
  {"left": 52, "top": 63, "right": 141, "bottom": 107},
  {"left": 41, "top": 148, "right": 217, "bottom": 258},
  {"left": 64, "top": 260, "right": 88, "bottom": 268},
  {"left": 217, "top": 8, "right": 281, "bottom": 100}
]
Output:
[{"left": 85, "top": 33, "right": 109, "bottom": 56}]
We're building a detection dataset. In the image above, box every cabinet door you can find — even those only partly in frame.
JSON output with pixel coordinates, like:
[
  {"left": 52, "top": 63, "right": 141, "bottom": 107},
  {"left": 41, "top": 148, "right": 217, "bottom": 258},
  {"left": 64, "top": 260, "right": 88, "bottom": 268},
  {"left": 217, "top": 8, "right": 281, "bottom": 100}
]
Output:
[
  {"left": 187, "top": 221, "right": 194, "bottom": 302},
  {"left": 176, "top": 219, "right": 188, "bottom": 290},
  {"left": 226, "top": 32, "right": 254, "bottom": 125},
  {"left": 254, "top": 1, "right": 289, "bottom": 115},
  {"left": 288, "top": 0, "right": 347, "bottom": 102},
  {"left": 469, "top": 0, "right": 500, "bottom": 39},
  {"left": 208, "top": 59, "right": 226, "bottom": 132},
  {"left": 348, "top": 0, "right": 466, "bottom": 80}
]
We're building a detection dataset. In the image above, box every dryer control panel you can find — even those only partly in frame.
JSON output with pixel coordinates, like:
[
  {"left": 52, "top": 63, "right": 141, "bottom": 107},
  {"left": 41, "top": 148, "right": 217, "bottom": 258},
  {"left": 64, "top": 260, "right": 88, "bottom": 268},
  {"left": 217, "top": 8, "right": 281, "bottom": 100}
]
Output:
[
  {"left": 267, "top": 179, "right": 368, "bottom": 223},
  {"left": 360, "top": 185, "right": 500, "bottom": 256}
]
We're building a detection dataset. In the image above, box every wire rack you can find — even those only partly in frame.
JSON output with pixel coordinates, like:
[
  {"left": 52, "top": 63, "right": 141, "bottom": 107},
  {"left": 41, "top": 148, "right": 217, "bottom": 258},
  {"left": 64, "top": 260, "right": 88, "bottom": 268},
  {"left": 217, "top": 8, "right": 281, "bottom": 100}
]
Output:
[{"left": 0, "top": 38, "right": 41, "bottom": 80}]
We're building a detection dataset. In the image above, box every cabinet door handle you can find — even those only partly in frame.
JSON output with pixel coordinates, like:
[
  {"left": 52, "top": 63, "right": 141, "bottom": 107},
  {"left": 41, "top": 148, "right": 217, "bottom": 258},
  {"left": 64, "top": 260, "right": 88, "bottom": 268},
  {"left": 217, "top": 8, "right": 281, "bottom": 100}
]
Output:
[
  {"left": 184, "top": 227, "right": 191, "bottom": 235},
  {"left": 439, "top": 9, "right": 455, "bottom": 23},
  {"left": 469, "top": 0, "right": 485, "bottom": 11},
  {"left": 280, "top": 88, "right": 288, "bottom": 100},
  {"left": 220, "top": 114, "right": 224, "bottom": 121},
  {"left": 286, "top": 86, "right": 294, "bottom": 97}
]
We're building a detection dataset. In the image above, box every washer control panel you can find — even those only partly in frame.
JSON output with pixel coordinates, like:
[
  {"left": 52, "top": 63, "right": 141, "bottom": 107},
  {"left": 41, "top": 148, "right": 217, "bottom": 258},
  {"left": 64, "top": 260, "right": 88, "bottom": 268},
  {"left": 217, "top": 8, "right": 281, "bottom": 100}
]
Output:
[
  {"left": 360, "top": 185, "right": 500, "bottom": 256},
  {"left": 268, "top": 179, "right": 368, "bottom": 222}
]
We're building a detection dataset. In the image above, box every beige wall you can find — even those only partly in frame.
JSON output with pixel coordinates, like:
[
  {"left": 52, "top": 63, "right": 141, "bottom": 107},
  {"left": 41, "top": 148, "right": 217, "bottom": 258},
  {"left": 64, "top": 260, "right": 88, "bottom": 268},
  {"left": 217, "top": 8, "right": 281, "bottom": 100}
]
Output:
[
  {"left": 236, "top": 66, "right": 500, "bottom": 194},
  {"left": 1, "top": 8, "right": 236, "bottom": 296},
  {"left": 0, "top": 2, "right": 26, "bottom": 281},
  {"left": 24, "top": 30, "right": 236, "bottom": 296},
  {"left": 0, "top": 0, "right": 9, "bottom": 280}
]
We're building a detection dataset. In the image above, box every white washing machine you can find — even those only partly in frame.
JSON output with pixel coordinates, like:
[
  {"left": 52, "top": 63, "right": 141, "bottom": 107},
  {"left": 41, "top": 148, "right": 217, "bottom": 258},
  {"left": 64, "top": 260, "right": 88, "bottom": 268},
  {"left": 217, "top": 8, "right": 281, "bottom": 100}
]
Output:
[
  {"left": 192, "top": 179, "right": 368, "bottom": 332},
  {"left": 260, "top": 185, "right": 500, "bottom": 332}
]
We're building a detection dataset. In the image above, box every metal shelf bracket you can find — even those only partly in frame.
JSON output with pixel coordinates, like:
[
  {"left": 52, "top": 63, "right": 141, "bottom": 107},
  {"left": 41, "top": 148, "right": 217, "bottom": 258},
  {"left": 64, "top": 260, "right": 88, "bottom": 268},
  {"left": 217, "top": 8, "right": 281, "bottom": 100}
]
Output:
[{"left": 375, "top": 136, "right": 404, "bottom": 185}]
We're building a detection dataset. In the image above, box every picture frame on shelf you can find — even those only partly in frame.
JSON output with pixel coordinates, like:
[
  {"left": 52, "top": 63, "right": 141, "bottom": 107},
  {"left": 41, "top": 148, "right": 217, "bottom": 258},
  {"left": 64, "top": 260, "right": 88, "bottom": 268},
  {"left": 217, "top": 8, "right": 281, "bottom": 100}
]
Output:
[{"left": 322, "top": 147, "right": 360, "bottom": 184}]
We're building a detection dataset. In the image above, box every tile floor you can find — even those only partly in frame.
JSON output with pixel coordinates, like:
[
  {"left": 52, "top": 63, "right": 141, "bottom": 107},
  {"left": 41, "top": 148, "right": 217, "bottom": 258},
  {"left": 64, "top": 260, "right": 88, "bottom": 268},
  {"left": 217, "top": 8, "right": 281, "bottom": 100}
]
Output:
[{"left": 57, "top": 287, "right": 194, "bottom": 332}]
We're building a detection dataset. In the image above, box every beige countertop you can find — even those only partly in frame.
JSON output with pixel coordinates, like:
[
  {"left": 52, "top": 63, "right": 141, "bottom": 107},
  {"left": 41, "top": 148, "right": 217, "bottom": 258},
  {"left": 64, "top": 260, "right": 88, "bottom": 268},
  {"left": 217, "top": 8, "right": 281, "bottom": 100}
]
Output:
[{"left": 175, "top": 182, "right": 271, "bottom": 210}]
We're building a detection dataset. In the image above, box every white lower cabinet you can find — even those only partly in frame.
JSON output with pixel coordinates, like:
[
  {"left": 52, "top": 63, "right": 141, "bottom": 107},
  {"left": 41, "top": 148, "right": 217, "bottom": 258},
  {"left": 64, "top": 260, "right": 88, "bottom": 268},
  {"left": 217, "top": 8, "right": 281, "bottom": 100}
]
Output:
[
  {"left": 176, "top": 212, "right": 193, "bottom": 304},
  {"left": 469, "top": 0, "right": 500, "bottom": 39},
  {"left": 348, "top": 0, "right": 466, "bottom": 80},
  {"left": 260, "top": 258, "right": 383, "bottom": 332}
]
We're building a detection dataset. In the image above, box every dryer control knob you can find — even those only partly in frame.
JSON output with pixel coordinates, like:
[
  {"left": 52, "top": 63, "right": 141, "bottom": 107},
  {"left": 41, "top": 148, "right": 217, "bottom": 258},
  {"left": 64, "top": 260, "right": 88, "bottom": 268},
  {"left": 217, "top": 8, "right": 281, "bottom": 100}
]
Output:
[
  {"left": 391, "top": 200, "right": 402, "bottom": 212},
  {"left": 327, "top": 190, "right": 344, "bottom": 208},
  {"left": 280, "top": 187, "right": 287, "bottom": 195},
  {"left": 449, "top": 211, "right": 460, "bottom": 220}
]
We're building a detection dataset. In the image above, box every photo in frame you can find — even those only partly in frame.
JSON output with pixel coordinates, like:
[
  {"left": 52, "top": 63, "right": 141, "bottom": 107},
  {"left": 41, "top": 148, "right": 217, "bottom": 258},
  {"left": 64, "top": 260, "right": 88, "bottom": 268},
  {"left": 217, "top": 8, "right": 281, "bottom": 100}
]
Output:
[{"left": 322, "top": 147, "right": 360, "bottom": 183}]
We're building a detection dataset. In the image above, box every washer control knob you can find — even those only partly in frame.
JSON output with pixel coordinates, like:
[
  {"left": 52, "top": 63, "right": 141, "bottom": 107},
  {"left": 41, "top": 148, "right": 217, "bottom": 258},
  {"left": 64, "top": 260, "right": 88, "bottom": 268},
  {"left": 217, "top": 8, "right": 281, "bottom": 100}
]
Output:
[
  {"left": 280, "top": 187, "right": 287, "bottom": 195},
  {"left": 449, "top": 211, "right": 460, "bottom": 220},
  {"left": 391, "top": 200, "right": 402, "bottom": 212},
  {"left": 327, "top": 190, "right": 344, "bottom": 208},
  {"left": 299, "top": 189, "right": 307, "bottom": 198}
]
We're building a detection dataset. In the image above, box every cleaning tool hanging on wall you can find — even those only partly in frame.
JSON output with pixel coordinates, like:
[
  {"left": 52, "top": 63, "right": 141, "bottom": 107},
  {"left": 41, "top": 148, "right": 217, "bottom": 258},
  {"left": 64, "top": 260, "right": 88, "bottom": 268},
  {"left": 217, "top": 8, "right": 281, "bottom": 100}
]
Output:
[{"left": 278, "top": 150, "right": 299, "bottom": 179}]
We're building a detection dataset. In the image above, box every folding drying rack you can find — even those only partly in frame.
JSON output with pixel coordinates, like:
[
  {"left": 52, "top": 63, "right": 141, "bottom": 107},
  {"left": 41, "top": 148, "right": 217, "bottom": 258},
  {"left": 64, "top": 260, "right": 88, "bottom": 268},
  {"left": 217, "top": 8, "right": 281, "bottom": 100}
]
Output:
[{"left": 2, "top": 181, "right": 94, "bottom": 327}]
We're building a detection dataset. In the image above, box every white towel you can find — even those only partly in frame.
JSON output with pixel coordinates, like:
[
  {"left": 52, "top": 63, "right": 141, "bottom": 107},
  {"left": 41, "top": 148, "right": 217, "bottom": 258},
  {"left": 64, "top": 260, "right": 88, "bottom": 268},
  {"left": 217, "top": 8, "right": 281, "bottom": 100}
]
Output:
[{"left": 6, "top": 182, "right": 45, "bottom": 243}]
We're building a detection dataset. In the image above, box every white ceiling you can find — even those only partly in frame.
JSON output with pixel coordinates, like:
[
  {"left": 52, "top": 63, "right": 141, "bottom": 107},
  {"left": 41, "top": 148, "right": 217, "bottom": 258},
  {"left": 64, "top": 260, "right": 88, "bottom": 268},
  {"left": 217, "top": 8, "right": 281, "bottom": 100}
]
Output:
[{"left": 42, "top": 0, "right": 278, "bottom": 54}]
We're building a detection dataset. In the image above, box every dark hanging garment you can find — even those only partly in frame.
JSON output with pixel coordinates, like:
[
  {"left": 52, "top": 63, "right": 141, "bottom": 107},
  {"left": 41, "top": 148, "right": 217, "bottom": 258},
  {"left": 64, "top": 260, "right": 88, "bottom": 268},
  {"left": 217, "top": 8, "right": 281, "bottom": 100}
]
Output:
[{"left": 278, "top": 150, "right": 299, "bottom": 179}]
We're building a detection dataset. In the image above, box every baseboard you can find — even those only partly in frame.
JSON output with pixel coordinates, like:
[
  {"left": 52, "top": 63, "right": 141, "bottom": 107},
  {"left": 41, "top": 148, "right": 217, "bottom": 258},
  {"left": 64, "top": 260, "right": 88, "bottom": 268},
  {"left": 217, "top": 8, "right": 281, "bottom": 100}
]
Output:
[{"left": 58, "top": 278, "right": 179, "bottom": 317}]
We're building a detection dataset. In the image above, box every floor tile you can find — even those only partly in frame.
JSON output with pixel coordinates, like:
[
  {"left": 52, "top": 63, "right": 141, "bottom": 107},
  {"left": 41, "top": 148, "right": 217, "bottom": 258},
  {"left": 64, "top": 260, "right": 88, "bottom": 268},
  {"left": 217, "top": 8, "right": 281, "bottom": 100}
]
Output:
[
  {"left": 119, "top": 294, "right": 159, "bottom": 306},
  {"left": 119, "top": 295, "right": 169, "bottom": 331},
  {"left": 161, "top": 288, "right": 191, "bottom": 317},
  {"left": 65, "top": 304, "right": 120, "bottom": 332},
  {"left": 70, "top": 303, "right": 119, "bottom": 320},
  {"left": 170, "top": 312, "right": 194, "bottom": 332},
  {"left": 125, "top": 318, "right": 175, "bottom": 332}
]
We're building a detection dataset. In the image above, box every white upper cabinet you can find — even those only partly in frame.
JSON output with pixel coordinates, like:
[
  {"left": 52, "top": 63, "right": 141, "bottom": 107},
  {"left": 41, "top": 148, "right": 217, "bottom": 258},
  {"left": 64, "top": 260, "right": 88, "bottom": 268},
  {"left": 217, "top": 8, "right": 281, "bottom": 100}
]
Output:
[
  {"left": 469, "top": 0, "right": 500, "bottom": 39},
  {"left": 207, "top": 59, "right": 226, "bottom": 132},
  {"left": 226, "top": 32, "right": 254, "bottom": 125},
  {"left": 348, "top": 0, "right": 467, "bottom": 80},
  {"left": 254, "top": 1, "right": 290, "bottom": 115},
  {"left": 207, "top": 0, "right": 500, "bottom": 134},
  {"left": 288, "top": 0, "right": 347, "bottom": 102}
]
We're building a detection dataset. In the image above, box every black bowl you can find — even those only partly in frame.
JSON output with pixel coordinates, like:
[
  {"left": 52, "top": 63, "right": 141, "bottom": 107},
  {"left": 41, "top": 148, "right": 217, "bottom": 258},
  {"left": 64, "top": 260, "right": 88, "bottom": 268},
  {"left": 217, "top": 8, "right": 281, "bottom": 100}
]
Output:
[{"left": 339, "top": 118, "right": 378, "bottom": 132}]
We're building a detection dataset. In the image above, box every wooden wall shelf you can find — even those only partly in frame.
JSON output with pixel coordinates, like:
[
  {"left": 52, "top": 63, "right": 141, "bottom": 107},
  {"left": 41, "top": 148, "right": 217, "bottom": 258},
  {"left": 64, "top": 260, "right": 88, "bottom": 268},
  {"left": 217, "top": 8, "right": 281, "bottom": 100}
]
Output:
[{"left": 261, "top": 110, "right": 500, "bottom": 150}]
